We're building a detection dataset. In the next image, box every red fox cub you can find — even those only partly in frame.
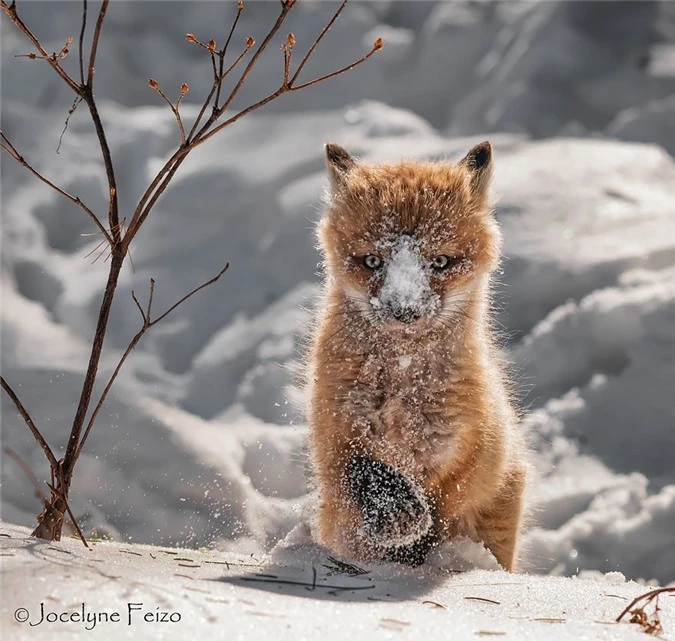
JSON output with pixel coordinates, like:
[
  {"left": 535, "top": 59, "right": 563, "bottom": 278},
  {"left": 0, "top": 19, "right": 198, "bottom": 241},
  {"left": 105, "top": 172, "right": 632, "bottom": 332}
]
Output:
[{"left": 307, "top": 142, "right": 527, "bottom": 570}]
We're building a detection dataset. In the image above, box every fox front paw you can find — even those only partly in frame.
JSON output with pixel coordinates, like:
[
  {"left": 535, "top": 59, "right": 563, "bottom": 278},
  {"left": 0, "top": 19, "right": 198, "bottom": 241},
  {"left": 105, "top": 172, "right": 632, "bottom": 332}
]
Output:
[{"left": 345, "top": 457, "right": 432, "bottom": 549}]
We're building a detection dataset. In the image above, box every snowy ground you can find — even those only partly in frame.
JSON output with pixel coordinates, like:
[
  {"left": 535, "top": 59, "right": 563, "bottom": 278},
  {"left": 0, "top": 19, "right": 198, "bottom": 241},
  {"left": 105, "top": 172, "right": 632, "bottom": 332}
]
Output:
[
  {"left": 2, "top": 0, "right": 675, "bottom": 620},
  {"left": 2, "top": 522, "right": 674, "bottom": 641}
]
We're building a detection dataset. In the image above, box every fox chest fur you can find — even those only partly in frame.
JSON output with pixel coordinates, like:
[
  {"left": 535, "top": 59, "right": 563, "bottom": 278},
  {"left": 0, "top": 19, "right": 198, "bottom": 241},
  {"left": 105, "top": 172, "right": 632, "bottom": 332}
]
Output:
[{"left": 337, "top": 342, "right": 461, "bottom": 477}]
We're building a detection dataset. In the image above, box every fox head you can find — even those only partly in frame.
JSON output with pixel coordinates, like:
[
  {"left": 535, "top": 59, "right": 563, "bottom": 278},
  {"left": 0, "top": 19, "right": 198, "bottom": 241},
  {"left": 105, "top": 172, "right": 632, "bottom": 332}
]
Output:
[{"left": 318, "top": 142, "right": 501, "bottom": 335}]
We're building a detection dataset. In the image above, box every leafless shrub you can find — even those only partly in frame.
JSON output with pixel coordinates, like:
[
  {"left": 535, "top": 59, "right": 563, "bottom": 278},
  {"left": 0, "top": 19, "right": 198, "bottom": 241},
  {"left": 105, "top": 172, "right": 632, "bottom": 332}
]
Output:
[{"left": 1, "top": 0, "right": 382, "bottom": 543}]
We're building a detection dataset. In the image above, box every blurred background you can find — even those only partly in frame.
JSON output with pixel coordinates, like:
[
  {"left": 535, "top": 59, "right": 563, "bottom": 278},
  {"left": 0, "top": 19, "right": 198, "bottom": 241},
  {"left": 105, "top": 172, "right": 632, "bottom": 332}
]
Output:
[{"left": 2, "top": 1, "right": 674, "bottom": 582}]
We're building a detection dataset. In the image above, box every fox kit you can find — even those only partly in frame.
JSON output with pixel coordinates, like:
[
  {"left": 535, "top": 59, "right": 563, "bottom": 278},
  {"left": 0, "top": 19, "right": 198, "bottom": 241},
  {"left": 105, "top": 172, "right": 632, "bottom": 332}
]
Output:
[{"left": 307, "top": 142, "right": 527, "bottom": 570}]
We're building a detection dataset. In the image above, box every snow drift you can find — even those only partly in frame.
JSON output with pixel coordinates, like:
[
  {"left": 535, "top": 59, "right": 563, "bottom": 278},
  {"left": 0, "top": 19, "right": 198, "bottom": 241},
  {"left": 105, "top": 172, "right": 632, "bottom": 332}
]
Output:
[{"left": 2, "top": 0, "right": 674, "bottom": 585}]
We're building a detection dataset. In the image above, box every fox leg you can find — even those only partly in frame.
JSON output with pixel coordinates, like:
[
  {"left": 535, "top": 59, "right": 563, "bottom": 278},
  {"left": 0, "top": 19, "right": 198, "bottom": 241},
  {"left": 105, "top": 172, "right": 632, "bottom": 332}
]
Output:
[
  {"left": 383, "top": 530, "right": 437, "bottom": 566},
  {"left": 345, "top": 456, "right": 433, "bottom": 551},
  {"left": 474, "top": 466, "right": 526, "bottom": 571}
]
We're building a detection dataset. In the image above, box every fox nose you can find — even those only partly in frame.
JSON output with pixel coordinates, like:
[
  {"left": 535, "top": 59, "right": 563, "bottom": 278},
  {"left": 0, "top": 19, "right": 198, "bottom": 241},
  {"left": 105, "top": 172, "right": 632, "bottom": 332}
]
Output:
[{"left": 391, "top": 305, "right": 421, "bottom": 324}]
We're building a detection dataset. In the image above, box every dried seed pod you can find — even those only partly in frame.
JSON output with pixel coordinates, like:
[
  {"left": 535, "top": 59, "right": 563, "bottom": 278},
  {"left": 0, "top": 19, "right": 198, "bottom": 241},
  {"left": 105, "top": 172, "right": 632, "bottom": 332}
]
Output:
[
  {"left": 207, "top": 39, "right": 216, "bottom": 52},
  {"left": 287, "top": 33, "right": 296, "bottom": 48},
  {"left": 180, "top": 83, "right": 189, "bottom": 95},
  {"left": 374, "top": 37, "right": 384, "bottom": 51},
  {"left": 148, "top": 78, "right": 159, "bottom": 90},
  {"left": 237, "top": 0, "right": 244, "bottom": 9},
  {"left": 185, "top": 33, "right": 197, "bottom": 43},
  {"left": 246, "top": 36, "right": 255, "bottom": 48}
]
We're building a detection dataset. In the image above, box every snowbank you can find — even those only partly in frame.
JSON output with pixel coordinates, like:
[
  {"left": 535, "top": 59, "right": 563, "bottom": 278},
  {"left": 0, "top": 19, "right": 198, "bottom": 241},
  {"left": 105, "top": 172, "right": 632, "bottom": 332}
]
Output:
[
  {"left": 3, "top": 523, "right": 673, "bottom": 641},
  {"left": 2, "top": 0, "right": 675, "bottom": 587}
]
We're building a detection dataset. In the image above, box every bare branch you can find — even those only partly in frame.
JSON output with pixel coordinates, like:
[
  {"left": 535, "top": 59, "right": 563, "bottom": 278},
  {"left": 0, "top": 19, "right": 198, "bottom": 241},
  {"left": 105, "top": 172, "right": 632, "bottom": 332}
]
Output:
[
  {"left": 1, "top": 132, "right": 111, "bottom": 244},
  {"left": 210, "top": 0, "right": 295, "bottom": 124},
  {"left": 187, "top": 40, "right": 252, "bottom": 142},
  {"left": 15, "top": 36, "right": 73, "bottom": 63},
  {"left": 86, "top": 0, "right": 109, "bottom": 87},
  {"left": 124, "top": 153, "right": 189, "bottom": 242},
  {"left": 146, "top": 278, "right": 155, "bottom": 321},
  {"left": 130, "top": 0, "right": 350, "bottom": 240},
  {"left": 223, "top": 0, "right": 244, "bottom": 59},
  {"left": 46, "top": 481, "right": 89, "bottom": 548},
  {"left": 82, "top": 90, "right": 119, "bottom": 242},
  {"left": 289, "top": 44, "right": 381, "bottom": 92},
  {"left": 4, "top": 447, "right": 48, "bottom": 504},
  {"left": 76, "top": 264, "right": 229, "bottom": 459},
  {"left": 151, "top": 262, "right": 229, "bottom": 326},
  {"left": 131, "top": 290, "right": 147, "bottom": 324},
  {"left": 56, "top": 96, "right": 84, "bottom": 154},
  {"left": 214, "top": 0, "right": 244, "bottom": 110},
  {"left": 289, "top": 0, "right": 348, "bottom": 86},
  {"left": 1, "top": 0, "right": 81, "bottom": 94},
  {"left": 62, "top": 252, "right": 124, "bottom": 487},
  {"left": 192, "top": 86, "right": 288, "bottom": 149},
  {"left": 616, "top": 587, "right": 675, "bottom": 623},
  {"left": 79, "top": 0, "right": 88, "bottom": 85},
  {"left": 149, "top": 79, "right": 188, "bottom": 145},
  {"left": 282, "top": 33, "right": 295, "bottom": 87},
  {"left": 124, "top": 147, "right": 184, "bottom": 241},
  {"left": 4, "top": 0, "right": 376, "bottom": 545},
  {"left": 1, "top": 377, "right": 58, "bottom": 471}
]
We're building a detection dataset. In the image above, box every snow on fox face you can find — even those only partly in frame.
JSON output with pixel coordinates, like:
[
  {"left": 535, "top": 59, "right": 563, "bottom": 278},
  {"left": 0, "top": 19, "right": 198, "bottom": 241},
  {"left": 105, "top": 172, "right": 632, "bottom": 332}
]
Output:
[
  {"left": 367, "top": 234, "right": 441, "bottom": 323},
  {"left": 319, "top": 142, "right": 501, "bottom": 334}
]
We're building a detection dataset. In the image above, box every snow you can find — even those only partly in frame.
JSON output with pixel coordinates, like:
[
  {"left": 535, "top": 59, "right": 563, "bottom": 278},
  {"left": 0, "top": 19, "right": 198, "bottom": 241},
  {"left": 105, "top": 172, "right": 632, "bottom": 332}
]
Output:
[
  {"left": 3, "top": 523, "right": 673, "bottom": 641},
  {"left": 2, "top": 0, "right": 675, "bottom": 614},
  {"left": 372, "top": 235, "right": 440, "bottom": 319}
]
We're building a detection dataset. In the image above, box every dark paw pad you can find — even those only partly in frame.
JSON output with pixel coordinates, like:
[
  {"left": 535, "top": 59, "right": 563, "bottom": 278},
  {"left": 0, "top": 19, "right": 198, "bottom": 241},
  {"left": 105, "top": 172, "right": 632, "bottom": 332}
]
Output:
[
  {"left": 345, "top": 457, "right": 432, "bottom": 548},
  {"left": 384, "top": 532, "right": 436, "bottom": 567}
]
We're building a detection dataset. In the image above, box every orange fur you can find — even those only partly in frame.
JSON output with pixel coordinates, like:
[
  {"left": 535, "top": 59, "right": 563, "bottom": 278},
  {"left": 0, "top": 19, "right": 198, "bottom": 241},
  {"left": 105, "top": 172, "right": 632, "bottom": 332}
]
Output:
[{"left": 306, "top": 142, "right": 528, "bottom": 570}]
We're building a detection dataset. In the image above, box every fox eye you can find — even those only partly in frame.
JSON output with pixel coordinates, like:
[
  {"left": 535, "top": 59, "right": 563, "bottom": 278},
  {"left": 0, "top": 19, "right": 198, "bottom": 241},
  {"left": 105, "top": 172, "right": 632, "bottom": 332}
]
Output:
[
  {"left": 432, "top": 255, "right": 452, "bottom": 270},
  {"left": 363, "top": 254, "right": 382, "bottom": 270}
]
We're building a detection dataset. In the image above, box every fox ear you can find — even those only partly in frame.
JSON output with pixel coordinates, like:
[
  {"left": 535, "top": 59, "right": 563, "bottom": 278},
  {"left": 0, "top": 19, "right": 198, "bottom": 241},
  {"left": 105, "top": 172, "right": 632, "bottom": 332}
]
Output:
[
  {"left": 460, "top": 141, "right": 493, "bottom": 198},
  {"left": 325, "top": 143, "right": 356, "bottom": 192}
]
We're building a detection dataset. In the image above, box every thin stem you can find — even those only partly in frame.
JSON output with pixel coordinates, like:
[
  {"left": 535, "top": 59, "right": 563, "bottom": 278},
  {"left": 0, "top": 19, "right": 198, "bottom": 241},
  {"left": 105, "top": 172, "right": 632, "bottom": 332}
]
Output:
[
  {"left": 132, "top": 0, "right": 354, "bottom": 240},
  {"left": 207, "top": 1, "right": 294, "bottom": 126},
  {"left": 1, "top": 377, "right": 58, "bottom": 471},
  {"left": 187, "top": 44, "right": 250, "bottom": 142},
  {"left": 86, "top": 0, "right": 108, "bottom": 87},
  {"left": 56, "top": 96, "right": 84, "bottom": 155},
  {"left": 78, "top": 0, "right": 87, "bottom": 85},
  {"left": 131, "top": 289, "right": 147, "bottom": 324},
  {"left": 1, "top": 132, "right": 111, "bottom": 244},
  {"left": 146, "top": 278, "right": 155, "bottom": 321},
  {"left": 214, "top": 2, "right": 243, "bottom": 110},
  {"left": 616, "top": 588, "right": 675, "bottom": 623},
  {"left": 126, "top": 154, "right": 189, "bottom": 240},
  {"left": 192, "top": 86, "right": 288, "bottom": 149},
  {"left": 152, "top": 262, "right": 229, "bottom": 325},
  {"left": 82, "top": 89, "right": 119, "bottom": 242},
  {"left": 283, "top": 43, "right": 292, "bottom": 86},
  {"left": 46, "top": 481, "right": 89, "bottom": 548},
  {"left": 1, "top": 0, "right": 81, "bottom": 94},
  {"left": 124, "top": 148, "right": 184, "bottom": 241},
  {"left": 193, "top": 41, "right": 378, "bottom": 150},
  {"left": 61, "top": 252, "right": 124, "bottom": 486},
  {"left": 289, "top": 46, "right": 379, "bottom": 91},
  {"left": 153, "top": 84, "right": 186, "bottom": 145},
  {"left": 222, "top": 2, "right": 242, "bottom": 59},
  {"left": 4, "top": 447, "right": 48, "bottom": 504},
  {"left": 76, "top": 264, "right": 228, "bottom": 459},
  {"left": 289, "top": 0, "right": 348, "bottom": 85}
]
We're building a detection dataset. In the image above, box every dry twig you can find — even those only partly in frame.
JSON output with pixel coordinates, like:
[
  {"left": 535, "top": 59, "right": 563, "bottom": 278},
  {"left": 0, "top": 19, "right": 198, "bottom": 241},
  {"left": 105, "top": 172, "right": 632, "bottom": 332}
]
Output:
[
  {"left": 616, "top": 587, "right": 675, "bottom": 636},
  {"left": 1, "top": 0, "right": 380, "bottom": 544}
]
